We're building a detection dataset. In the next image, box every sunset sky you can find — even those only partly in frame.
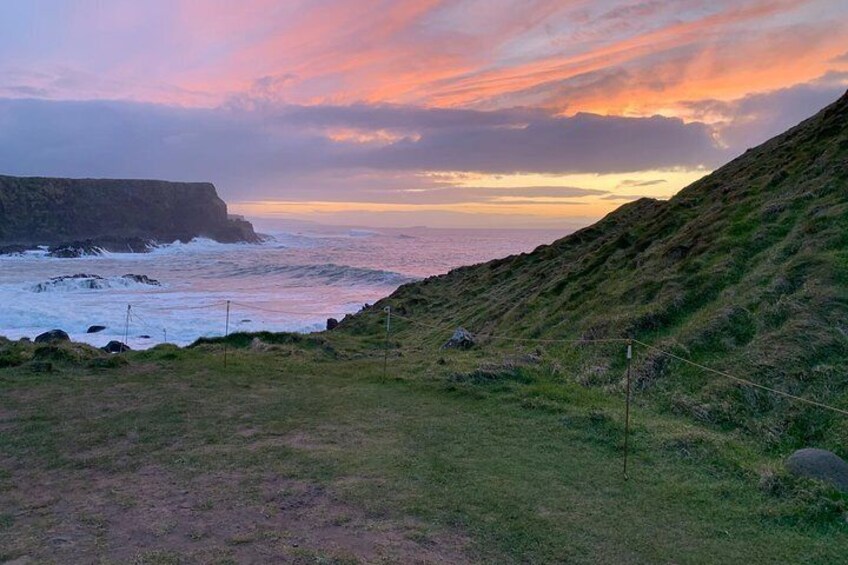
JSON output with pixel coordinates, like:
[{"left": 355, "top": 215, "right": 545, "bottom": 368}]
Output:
[{"left": 1, "top": 0, "right": 847, "bottom": 228}]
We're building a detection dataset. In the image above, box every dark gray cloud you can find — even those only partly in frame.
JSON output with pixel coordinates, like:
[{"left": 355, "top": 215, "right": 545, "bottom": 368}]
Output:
[
  {"left": 682, "top": 76, "right": 848, "bottom": 150},
  {"left": 272, "top": 103, "right": 544, "bottom": 131},
  {"left": 347, "top": 111, "right": 725, "bottom": 173},
  {"left": 0, "top": 97, "right": 728, "bottom": 202}
]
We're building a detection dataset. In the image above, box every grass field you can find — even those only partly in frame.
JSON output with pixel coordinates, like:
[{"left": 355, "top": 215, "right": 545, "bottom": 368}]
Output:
[{"left": 1, "top": 336, "right": 847, "bottom": 563}]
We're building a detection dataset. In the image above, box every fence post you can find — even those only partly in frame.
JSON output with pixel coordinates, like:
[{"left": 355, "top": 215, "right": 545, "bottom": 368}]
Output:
[
  {"left": 623, "top": 339, "right": 633, "bottom": 480},
  {"left": 224, "top": 300, "right": 231, "bottom": 367},
  {"left": 124, "top": 304, "right": 131, "bottom": 350},
  {"left": 383, "top": 305, "right": 392, "bottom": 380}
]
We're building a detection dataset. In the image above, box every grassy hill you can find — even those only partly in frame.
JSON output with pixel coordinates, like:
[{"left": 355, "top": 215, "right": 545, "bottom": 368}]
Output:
[{"left": 343, "top": 91, "right": 848, "bottom": 452}]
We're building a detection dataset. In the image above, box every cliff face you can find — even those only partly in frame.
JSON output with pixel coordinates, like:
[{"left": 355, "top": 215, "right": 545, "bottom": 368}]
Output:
[{"left": 0, "top": 176, "right": 258, "bottom": 246}]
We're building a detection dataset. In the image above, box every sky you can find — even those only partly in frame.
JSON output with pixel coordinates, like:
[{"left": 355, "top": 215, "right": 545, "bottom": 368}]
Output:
[{"left": 0, "top": 0, "right": 847, "bottom": 228}]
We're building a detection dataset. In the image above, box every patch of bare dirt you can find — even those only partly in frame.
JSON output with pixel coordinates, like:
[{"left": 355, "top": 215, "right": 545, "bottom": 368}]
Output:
[{"left": 0, "top": 464, "right": 471, "bottom": 564}]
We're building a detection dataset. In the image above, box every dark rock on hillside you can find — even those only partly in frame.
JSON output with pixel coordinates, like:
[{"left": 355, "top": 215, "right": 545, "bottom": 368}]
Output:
[
  {"left": 786, "top": 448, "right": 848, "bottom": 493},
  {"left": 103, "top": 341, "right": 131, "bottom": 353},
  {"left": 87, "top": 325, "right": 107, "bottom": 334},
  {"left": 0, "top": 175, "right": 259, "bottom": 250},
  {"left": 34, "top": 329, "right": 70, "bottom": 344},
  {"left": 326, "top": 318, "right": 339, "bottom": 330},
  {"left": 442, "top": 327, "right": 476, "bottom": 350}
]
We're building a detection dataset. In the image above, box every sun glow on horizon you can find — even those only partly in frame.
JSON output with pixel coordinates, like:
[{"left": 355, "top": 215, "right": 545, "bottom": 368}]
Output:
[{"left": 230, "top": 166, "right": 712, "bottom": 226}]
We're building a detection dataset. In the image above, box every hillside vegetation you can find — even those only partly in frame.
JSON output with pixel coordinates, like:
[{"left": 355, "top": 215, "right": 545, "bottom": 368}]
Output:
[{"left": 343, "top": 91, "right": 848, "bottom": 452}]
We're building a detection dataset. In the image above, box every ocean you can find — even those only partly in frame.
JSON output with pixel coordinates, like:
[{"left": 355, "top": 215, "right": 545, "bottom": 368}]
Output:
[{"left": 0, "top": 225, "right": 566, "bottom": 349}]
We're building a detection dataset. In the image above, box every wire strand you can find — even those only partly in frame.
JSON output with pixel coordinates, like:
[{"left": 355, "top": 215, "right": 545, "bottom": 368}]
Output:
[
  {"left": 632, "top": 339, "right": 848, "bottom": 417},
  {"left": 229, "top": 301, "right": 357, "bottom": 317},
  {"left": 388, "top": 311, "right": 629, "bottom": 344}
]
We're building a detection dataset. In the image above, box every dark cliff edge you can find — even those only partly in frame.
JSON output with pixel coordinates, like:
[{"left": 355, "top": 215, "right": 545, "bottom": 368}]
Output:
[{"left": 0, "top": 175, "right": 259, "bottom": 254}]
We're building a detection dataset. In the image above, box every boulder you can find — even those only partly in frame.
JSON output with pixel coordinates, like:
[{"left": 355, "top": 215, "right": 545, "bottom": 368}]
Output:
[
  {"left": 34, "top": 329, "right": 70, "bottom": 344},
  {"left": 121, "top": 273, "right": 161, "bottom": 286},
  {"left": 102, "top": 341, "right": 131, "bottom": 354},
  {"left": 87, "top": 325, "right": 107, "bottom": 334},
  {"left": 326, "top": 318, "right": 339, "bottom": 331},
  {"left": 442, "top": 327, "right": 476, "bottom": 350},
  {"left": 47, "top": 241, "right": 103, "bottom": 258},
  {"left": 785, "top": 448, "right": 848, "bottom": 493},
  {"left": 32, "top": 273, "right": 160, "bottom": 292}
]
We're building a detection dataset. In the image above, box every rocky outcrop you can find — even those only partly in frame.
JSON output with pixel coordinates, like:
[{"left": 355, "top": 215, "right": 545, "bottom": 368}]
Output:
[
  {"left": 0, "top": 175, "right": 259, "bottom": 249},
  {"left": 47, "top": 236, "right": 156, "bottom": 257},
  {"left": 31, "top": 273, "right": 161, "bottom": 292}
]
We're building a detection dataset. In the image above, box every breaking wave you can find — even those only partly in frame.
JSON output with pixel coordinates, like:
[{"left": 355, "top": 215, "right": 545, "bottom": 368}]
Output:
[
  {"left": 223, "top": 263, "right": 417, "bottom": 286},
  {"left": 30, "top": 274, "right": 162, "bottom": 293}
]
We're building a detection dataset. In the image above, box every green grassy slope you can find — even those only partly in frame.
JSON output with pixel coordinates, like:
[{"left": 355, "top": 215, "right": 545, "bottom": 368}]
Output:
[
  {"left": 343, "top": 91, "right": 848, "bottom": 452},
  {"left": 2, "top": 343, "right": 847, "bottom": 563}
]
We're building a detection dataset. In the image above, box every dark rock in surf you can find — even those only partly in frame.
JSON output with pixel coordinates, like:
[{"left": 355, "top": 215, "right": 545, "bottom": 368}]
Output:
[
  {"left": 0, "top": 244, "right": 34, "bottom": 256},
  {"left": 326, "top": 318, "right": 339, "bottom": 331},
  {"left": 48, "top": 241, "right": 104, "bottom": 258},
  {"left": 34, "top": 329, "right": 70, "bottom": 344},
  {"left": 102, "top": 341, "right": 131, "bottom": 354},
  {"left": 442, "top": 327, "right": 476, "bottom": 350},
  {"left": 87, "top": 325, "right": 107, "bottom": 334},
  {"left": 786, "top": 448, "right": 848, "bottom": 493},
  {"left": 31, "top": 273, "right": 161, "bottom": 292},
  {"left": 121, "top": 274, "right": 161, "bottom": 286}
]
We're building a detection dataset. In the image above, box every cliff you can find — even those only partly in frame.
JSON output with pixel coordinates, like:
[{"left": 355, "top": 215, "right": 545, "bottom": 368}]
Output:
[{"left": 0, "top": 176, "right": 258, "bottom": 248}]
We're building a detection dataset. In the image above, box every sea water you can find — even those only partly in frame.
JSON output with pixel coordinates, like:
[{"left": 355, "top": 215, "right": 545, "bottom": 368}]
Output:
[{"left": 0, "top": 226, "right": 565, "bottom": 349}]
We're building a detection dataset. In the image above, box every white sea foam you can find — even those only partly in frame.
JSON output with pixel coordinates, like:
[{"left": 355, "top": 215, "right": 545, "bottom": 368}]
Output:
[{"left": 0, "top": 227, "right": 564, "bottom": 349}]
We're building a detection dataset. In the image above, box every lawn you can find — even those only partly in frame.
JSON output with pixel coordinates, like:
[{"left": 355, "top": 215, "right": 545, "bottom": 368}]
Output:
[{"left": 1, "top": 337, "right": 846, "bottom": 563}]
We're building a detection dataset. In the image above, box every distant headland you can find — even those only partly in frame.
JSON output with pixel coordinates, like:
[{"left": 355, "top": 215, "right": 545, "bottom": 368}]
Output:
[{"left": 0, "top": 175, "right": 259, "bottom": 256}]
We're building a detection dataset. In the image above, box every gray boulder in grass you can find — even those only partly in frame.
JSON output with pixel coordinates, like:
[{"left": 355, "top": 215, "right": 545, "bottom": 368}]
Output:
[
  {"left": 102, "top": 341, "right": 131, "bottom": 354},
  {"left": 442, "top": 327, "right": 476, "bottom": 350},
  {"left": 785, "top": 448, "right": 848, "bottom": 493}
]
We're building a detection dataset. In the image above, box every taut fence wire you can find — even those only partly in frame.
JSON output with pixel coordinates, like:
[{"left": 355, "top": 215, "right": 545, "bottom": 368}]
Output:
[{"left": 103, "top": 299, "right": 848, "bottom": 479}]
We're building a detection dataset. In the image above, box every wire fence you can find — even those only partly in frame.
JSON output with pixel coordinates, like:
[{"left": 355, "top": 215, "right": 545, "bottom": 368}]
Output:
[
  {"left": 114, "top": 299, "right": 848, "bottom": 418},
  {"left": 102, "top": 298, "right": 848, "bottom": 478}
]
